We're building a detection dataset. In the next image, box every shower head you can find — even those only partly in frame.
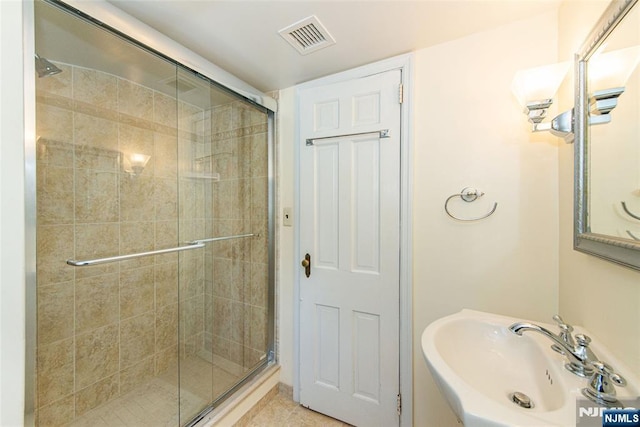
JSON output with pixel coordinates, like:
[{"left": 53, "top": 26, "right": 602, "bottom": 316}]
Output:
[{"left": 35, "top": 54, "right": 62, "bottom": 78}]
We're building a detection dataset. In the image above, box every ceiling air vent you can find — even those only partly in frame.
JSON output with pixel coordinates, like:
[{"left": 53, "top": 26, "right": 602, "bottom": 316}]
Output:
[{"left": 278, "top": 16, "right": 336, "bottom": 55}]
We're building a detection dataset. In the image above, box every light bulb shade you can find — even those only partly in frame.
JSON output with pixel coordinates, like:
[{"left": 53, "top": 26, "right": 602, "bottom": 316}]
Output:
[
  {"left": 589, "top": 45, "right": 640, "bottom": 90},
  {"left": 511, "top": 61, "right": 571, "bottom": 107},
  {"left": 130, "top": 153, "right": 151, "bottom": 168},
  {"left": 124, "top": 153, "right": 151, "bottom": 175}
]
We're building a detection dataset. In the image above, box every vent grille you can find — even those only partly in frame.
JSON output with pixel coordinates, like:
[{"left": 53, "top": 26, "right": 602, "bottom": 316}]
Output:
[
  {"left": 279, "top": 16, "right": 336, "bottom": 55},
  {"left": 290, "top": 23, "right": 326, "bottom": 49}
]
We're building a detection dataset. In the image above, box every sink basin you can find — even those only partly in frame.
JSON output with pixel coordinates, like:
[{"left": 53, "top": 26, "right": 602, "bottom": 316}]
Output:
[{"left": 421, "top": 310, "right": 640, "bottom": 427}]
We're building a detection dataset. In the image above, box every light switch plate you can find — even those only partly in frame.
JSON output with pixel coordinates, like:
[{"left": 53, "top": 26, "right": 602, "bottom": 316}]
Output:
[{"left": 283, "top": 207, "right": 293, "bottom": 227}]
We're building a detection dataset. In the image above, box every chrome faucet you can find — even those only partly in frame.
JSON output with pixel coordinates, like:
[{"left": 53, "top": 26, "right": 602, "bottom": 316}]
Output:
[
  {"left": 550, "top": 314, "right": 575, "bottom": 354},
  {"left": 508, "top": 316, "right": 597, "bottom": 378},
  {"left": 582, "top": 360, "right": 627, "bottom": 406}
]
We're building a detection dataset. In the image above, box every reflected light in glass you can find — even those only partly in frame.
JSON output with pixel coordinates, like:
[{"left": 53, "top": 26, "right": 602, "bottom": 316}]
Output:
[
  {"left": 126, "top": 152, "right": 151, "bottom": 175},
  {"left": 589, "top": 45, "right": 640, "bottom": 90}
]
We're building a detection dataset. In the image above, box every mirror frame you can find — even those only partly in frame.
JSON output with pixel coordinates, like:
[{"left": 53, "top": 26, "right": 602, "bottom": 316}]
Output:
[{"left": 574, "top": 0, "right": 640, "bottom": 271}]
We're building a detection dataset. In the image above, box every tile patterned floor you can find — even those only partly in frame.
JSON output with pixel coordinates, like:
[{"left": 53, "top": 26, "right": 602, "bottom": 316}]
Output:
[
  {"left": 67, "top": 355, "right": 242, "bottom": 427},
  {"left": 59, "top": 355, "right": 347, "bottom": 427},
  {"left": 243, "top": 393, "right": 352, "bottom": 427}
]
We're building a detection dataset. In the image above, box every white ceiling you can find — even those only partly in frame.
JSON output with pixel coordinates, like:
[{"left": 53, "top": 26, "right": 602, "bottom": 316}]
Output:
[{"left": 105, "top": 0, "right": 565, "bottom": 92}]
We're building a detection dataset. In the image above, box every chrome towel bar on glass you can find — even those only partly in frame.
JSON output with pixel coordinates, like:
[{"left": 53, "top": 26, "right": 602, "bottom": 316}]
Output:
[
  {"left": 188, "top": 233, "right": 258, "bottom": 245},
  {"left": 66, "top": 233, "right": 259, "bottom": 267},
  {"left": 444, "top": 187, "right": 498, "bottom": 221},
  {"left": 306, "top": 129, "right": 389, "bottom": 146},
  {"left": 66, "top": 242, "right": 205, "bottom": 267}
]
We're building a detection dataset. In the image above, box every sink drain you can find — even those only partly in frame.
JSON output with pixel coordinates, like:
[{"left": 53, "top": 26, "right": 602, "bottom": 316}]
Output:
[{"left": 510, "top": 392, "right": 534, "bottom": 409}]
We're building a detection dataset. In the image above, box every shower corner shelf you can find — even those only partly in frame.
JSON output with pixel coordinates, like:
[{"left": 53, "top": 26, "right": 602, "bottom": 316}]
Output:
[{"left": 182, "top": 172, "right": 221, "bottom": 181}]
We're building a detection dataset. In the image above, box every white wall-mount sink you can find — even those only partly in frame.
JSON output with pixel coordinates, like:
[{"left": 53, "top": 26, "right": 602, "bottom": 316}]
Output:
[{"left": 421, "top": 309, "right": 639, "bottom": 427}]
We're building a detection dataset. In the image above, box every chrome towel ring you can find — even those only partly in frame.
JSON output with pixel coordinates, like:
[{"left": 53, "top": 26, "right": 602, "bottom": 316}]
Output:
[
  {"left": 621, "top": 201, "right": 640, "bottom": 221},
  {"left": 444, "top": 187, "right": 498, "bottom": 221}
]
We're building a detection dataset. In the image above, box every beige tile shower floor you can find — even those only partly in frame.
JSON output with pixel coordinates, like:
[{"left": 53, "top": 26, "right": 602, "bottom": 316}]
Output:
[
  {"left": 65, "top": 355, "right": 348, "bottom": 427},
  {"left": 243, "top": 393, "right": 352, "bottom": 427},
  {"left": 68, "top": 355, "right": 241, "bottom": 427}
]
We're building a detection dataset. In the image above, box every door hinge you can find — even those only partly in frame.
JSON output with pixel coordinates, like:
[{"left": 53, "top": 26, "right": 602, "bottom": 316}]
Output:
[
  {"left": 397, "top": 393, "right": 402, "bottom": 415},
  {"left": 398, "top": 83, "right": 404, "bottom": 104}
]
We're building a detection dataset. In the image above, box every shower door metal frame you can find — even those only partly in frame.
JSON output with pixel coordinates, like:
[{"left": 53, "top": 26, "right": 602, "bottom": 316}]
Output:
[
  {"left": 23, "top": 1, "right": 277, "bottom": 425},
  {"left": 23, "top": 1, "right": 38, "bottom": 426}
]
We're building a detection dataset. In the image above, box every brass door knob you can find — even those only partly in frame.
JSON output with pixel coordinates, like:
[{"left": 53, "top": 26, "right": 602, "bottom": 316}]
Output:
[{"left": 301, "top": 253, "right": 311, "bottom": 278}]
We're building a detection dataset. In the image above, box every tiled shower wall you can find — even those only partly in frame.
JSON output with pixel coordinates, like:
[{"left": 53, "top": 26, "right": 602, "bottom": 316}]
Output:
[
  {"left": 205, "top": 102, "right": 269, "bottom": 370},
  {"left": 34, "top": 63, "right": 269, "bottom": 425}
]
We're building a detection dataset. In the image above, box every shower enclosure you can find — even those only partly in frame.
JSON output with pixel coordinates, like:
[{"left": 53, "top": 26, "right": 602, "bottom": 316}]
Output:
[{"left": 30, "top": 1, "right": 274, "bottom": 425}]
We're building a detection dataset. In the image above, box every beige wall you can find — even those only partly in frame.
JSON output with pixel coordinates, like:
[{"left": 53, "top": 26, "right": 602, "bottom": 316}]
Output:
[
  {"left": 411, "top": 11, "right": 561, "bottom": 426},
  {"left": 276, "top": 86, "right": 296, "bottom": 388},
  {"left": 557, "top": 0, "right": 640, "bottom": 376},
  {"left": 277, "top": 10, "right": 562, "bottom": 427}
]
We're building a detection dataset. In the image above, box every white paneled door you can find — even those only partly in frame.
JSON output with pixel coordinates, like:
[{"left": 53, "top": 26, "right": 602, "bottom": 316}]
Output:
[{"left": 298, "top": 69, "right": 402, "bottom": 426}]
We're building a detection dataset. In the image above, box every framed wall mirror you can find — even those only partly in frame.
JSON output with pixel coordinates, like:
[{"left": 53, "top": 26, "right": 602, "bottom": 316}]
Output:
[{"left": 574, "top": 0, "right": 640, "bottom": 270}]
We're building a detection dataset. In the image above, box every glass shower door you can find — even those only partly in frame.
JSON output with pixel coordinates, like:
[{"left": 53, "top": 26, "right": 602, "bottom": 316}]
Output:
[
  {"left": 33, "top": 2, "right": 273, "bottom": 426},
  {"left": 175, "top": 67, "right": 272, "bottom": 424},
  {"left": 34, "top": 1, "right": 185, "bottom": 425}
]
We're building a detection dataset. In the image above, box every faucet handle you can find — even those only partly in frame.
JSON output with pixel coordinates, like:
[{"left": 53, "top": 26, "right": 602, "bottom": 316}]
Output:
[
  {"left": 591, "top": 361, "right": 627, "bottom": 387},
  {"left": 575, "top": 334, "right": 590, "bottom": 347},
  {"left": 552, "top": 314, "right": 574, "bottom": 333},
  {"left": 564, "top": 333, "right": 600, "bottom": 378},
  {"left": 550, "top": 315, "right": 575, "bottom": 355},
  {"left": 582, "top": 361, "right": 627, "bottom": 406}
]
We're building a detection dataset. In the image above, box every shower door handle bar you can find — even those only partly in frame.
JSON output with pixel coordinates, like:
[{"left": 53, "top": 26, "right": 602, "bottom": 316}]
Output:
[
  {"left": 66, "top": 242, "right": 205, "bottom": 267},
  {"left": 188, "top": 233, "right": 258, "bottom": 244},
  {"left": 306, "top": 129, "right": 389, "bottom": 146}
]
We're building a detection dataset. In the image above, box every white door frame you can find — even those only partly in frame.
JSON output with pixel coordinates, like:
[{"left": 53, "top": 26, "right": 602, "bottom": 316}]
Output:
[{"left": 293, "top": 53, "right": 413, "bottom": 427}]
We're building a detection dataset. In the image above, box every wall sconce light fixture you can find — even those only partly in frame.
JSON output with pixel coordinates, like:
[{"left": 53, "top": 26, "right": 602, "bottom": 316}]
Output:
[
  {"left": 512, "top": 46, "right": 639, "bottom": 142},
  {"left": 511, "top": 61, "right": 573, "bottom": 141},
  {"left": 589, "top": 45, "right": 640, "bottom": 89},
  {"left": 589, "top": 87, "right": 625, "bottom": 125},
  {"left": 587, "top": 45, "right": 640, "bottom": 124},
  {"left": 124, "top": 152, "right": 151, "bottom": 176}
]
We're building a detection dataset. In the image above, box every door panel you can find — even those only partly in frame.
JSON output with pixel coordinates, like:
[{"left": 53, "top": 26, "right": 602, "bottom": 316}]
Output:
[
  {"left": 315, "top": 143, "right": 340, "bottom": 269},
  {"left": 315, "top": 304, "right": 341, "bottom": 389},
  {"left": 351, "top": 138, "right": 381, "bottom": 273},
  {"left": 353, "top": 310, "right": 380, "bottom": 403},
  {"left": 299, "top": 69, "right": 401, "bottom": 427}
]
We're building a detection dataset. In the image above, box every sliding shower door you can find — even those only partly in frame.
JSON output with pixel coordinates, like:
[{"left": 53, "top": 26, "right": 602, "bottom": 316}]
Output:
[
  {"left": 175, "top": 67, "right": 272, "bottom": 423},
  {"left": 32, "top": 1, "right": 273, "bottom": 426},
  {"left": 35, "top": 2, "right": 183, "bottom": 425}
]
